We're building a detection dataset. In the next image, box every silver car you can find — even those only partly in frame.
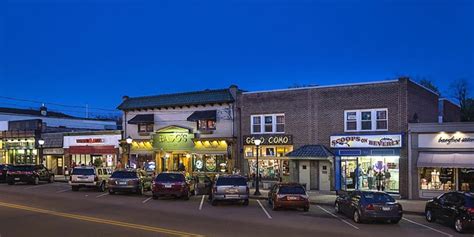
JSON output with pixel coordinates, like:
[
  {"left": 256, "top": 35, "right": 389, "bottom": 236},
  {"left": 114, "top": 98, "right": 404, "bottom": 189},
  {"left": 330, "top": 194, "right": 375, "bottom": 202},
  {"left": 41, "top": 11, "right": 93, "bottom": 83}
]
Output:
[{"left": 210, "top": 175, "right": 249, "bottom": 206}]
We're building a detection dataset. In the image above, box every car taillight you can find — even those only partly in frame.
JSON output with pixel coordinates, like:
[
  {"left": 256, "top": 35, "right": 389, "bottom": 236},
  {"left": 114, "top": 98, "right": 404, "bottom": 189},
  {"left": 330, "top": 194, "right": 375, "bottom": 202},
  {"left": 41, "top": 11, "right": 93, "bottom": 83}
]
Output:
[
  {"left": 467, "top": 208, "right": 474, "bottom": 214},
  {"left": 366, "top": 204, "right": 375, "bottom": 210}
]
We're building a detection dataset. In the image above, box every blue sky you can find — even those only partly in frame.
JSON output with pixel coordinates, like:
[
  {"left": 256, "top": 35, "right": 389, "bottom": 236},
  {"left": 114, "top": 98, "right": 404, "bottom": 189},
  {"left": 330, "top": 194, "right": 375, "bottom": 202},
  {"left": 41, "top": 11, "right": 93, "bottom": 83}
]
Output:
[{"left": 1, "top": 0, "right": 473, "bottom": 117}]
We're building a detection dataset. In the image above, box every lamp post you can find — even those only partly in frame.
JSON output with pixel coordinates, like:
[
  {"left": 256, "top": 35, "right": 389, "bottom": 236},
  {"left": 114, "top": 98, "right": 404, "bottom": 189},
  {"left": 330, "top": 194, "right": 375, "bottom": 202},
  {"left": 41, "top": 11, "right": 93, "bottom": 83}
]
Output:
[
  {"left": 254, "top": 139, "right": 262, "bottom": 196},
  {"left": 126, "top": 136, "right": 133, "bottom": 169},
  {"left": 38, "top": 138, "right": 45, "bottom": 165}
]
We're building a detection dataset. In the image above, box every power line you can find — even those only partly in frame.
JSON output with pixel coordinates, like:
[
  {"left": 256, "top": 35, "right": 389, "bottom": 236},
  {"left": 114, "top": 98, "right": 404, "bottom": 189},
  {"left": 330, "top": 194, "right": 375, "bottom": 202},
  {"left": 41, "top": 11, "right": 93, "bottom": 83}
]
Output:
[{"left": 0, "top": 96, "right": 118, "bottom": 112}]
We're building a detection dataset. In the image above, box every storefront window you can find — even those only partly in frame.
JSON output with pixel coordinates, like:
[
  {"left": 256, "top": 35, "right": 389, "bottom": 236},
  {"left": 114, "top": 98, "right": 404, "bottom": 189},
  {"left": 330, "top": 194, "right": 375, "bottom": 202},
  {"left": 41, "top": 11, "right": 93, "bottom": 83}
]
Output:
[
  {"left": 419, "top": 168, "right": 455, "bottom": 191},
  {"left": 248, "top": 159, "right": 289, "bottom": 181},
  {"left": 459, "top": 168, "right": 474, "bottom": 192},
  {"left": 193, "top": 154, "right": 227, "bottom": 173}
]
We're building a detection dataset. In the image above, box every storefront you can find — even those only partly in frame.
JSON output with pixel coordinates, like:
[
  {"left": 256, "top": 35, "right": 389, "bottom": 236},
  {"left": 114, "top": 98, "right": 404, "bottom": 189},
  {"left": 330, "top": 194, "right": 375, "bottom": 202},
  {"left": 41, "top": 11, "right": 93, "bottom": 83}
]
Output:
[
  {"left": 0, "top": 130, "right": 40, "bottom": 165},
  {"left": 409, "top": 123, "right": 474, "bottom": 199},
  {"left": 243, "top": 134, "right": 293, "bottom": 182},
  {"left": 153, "top": 126, "right": 234, "bottom": 176},
  {"left": 129, "top": 139, "right": 154, "bottom": 172},
  {"left": 63, "top": 131, "right": 122, "bottom": 169},
  {"left": 332, "top": 134, "right": 402, "bottom": 194}
]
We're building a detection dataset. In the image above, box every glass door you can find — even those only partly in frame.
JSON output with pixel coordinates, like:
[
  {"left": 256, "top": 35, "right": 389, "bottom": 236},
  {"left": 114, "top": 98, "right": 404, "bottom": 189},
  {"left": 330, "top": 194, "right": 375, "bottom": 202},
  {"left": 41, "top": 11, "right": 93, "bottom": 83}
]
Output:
[{"left": 340, "top": 157, "right": 357, "bottom": 190}]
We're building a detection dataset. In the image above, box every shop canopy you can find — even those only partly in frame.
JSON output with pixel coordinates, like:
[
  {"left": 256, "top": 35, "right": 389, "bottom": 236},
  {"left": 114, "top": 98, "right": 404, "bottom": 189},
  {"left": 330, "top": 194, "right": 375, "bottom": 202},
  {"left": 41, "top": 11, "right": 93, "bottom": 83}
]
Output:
[
  {"left": 417, "top": 152, "right": 474, "bottom": 168},
  {"left": 187, "top": 110, "right": 217, "bottom": 121},
  {"left": 286, "top": 145, "right": 334, "bottom": 160},
  {"left": 127, "top": 114, "right": 154, "bottom": 124}
]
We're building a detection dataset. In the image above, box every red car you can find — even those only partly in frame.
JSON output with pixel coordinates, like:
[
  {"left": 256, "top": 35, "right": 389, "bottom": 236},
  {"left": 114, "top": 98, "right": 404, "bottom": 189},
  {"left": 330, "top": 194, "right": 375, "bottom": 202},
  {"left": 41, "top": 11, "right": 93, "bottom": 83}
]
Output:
[
  {"left": 268, "top": 183, "right": 310, "bottom": 212},
  {"left": 152, "top": 172, "right": 194, "bottom": 200}
]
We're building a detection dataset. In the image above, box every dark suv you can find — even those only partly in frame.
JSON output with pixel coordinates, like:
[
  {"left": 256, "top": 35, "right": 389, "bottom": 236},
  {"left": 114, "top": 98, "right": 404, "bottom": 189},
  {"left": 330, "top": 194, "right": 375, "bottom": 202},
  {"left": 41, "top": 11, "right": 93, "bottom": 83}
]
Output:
[
  {"left": 108, "top": 169, "right": 153, "bottom": 195},
  {"left": 0, "top": 164, "right": 9, "bottom": 182},
  {"left": 6, "top": 164, "right": 54, "bottom": 185}
]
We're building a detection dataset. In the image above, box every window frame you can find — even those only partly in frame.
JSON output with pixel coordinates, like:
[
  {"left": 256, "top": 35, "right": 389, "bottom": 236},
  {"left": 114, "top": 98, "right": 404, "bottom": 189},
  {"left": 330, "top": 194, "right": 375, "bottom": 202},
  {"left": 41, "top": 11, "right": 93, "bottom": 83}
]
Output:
[
  {"left": 138, "top": 123, "right": 154, "bottom": 133},
  {"left": 197, "top": 119, "right": 216, "bottom": 131},
  {"left": 344, "top": 109, "right": 388, "bottom": 132},
  {"left": 251, "top": 114, "right": 285, "bottom": 134}
]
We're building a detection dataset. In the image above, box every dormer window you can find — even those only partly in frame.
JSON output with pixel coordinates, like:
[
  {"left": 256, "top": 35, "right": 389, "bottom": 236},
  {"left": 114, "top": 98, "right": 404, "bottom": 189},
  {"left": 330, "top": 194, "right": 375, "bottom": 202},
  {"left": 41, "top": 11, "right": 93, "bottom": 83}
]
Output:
[
  {"left": 197, "top": 120, "right": 216, "bottom": 130},
  {"left": 138, "top": 123, "right": 154, "bottom": 133},
  {"left": 128, "top": 114, "right": 154, "bottom": 134},
  {"left": 187, "top": 110, "right": 217, "bottom": 131}
]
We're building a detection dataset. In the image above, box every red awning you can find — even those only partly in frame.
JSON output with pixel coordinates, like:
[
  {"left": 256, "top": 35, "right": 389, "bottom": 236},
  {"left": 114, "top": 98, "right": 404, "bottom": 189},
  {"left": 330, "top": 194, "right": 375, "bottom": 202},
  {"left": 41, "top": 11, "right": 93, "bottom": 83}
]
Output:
[{"left": 68, "top": 146, "right": 118, "bottom": 154}]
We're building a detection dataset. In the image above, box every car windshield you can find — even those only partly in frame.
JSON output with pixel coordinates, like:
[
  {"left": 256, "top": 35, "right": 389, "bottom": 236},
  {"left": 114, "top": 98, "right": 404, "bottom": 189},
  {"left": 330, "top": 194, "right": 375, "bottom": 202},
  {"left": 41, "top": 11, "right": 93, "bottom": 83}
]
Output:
[
  {"left": 72, "top": 168, "right": 95, "bottom": 175},
  {"left": 216, "top": 177, "right": 247, "bottom": 186},
  {"left": 155, "top": 173, "right": 185, "bottom": 182},
  {"left": 111, "top": 171, "right": 138, "bottom": 179},
  {"left": 10, "top": 166, "right": 35, "bottom": 171},
  {"left": 279, "top": 185, "right": 306, "bottom": 194},
  {"left": 362, "top": 193, "right": 395, "bottom": 203}
]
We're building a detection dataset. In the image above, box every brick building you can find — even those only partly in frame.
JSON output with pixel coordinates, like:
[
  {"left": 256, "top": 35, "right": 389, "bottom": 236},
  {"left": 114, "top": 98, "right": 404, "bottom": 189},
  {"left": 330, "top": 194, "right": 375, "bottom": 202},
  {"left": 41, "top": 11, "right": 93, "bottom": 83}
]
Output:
[{"left": 238, "top": 77, "right": 460, "bottom": 198}]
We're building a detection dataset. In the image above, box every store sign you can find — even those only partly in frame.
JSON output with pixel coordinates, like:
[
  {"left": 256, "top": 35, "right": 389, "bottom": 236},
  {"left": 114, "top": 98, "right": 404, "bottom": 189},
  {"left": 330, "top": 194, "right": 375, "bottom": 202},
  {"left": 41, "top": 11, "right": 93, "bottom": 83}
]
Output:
[
  {"left": 153, "top": 126, "right": 195, "bottom": 151},
  {"left": 243, "top": 135, "right": 293, "bottom": 145},
  {"left": 76, "top": 138, "right": 104, "bottom": 144},
  {"left": 418, "top": 133, "right": 474, "bottom": 148},
  {"left": 330, "top": 134, "right": 402, "bottom": 148},
  {"left": 43, "top": 148, "right": 64, "bottom": 155}
]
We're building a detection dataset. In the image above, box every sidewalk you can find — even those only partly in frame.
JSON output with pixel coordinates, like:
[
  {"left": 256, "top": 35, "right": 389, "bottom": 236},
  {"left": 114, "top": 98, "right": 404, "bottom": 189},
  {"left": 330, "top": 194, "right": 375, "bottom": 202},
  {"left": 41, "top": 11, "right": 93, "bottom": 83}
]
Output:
[
  {"left": 249, "top": 188, "right": 426, "bottom": 215},
  {"left": 54, "top": 175, "right": 68, "bottom": 183}
]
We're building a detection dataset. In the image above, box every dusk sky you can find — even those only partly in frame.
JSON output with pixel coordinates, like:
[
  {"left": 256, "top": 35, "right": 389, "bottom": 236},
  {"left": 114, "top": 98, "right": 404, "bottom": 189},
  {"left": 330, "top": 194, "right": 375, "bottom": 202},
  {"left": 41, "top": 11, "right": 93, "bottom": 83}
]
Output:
[{"left": 1, "top": 0, "right": 473, "bottom": 118}]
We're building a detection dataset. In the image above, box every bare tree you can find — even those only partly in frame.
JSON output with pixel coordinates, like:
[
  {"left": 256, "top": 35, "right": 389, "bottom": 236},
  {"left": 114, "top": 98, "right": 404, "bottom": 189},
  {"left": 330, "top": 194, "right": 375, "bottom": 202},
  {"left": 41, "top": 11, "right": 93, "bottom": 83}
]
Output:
[
  {"left": 418, "top": 78, "right": 440, "bottom": 95},
  {"left": 451, "top": 78, "right": 473, "bottom": 121}
]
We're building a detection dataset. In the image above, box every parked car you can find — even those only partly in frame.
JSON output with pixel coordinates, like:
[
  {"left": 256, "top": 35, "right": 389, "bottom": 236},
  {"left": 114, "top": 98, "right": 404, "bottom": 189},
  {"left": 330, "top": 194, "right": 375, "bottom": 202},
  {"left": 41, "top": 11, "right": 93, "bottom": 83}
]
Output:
[
  {"left": 0, "top": 164, "right": 10, "bottom": 183},
  {"left": 335, "top": 190, "right": 403, "bottom": 224},
  {"left": 194, "top": 174, "right": 213, "bottom": 195},
  {"left": 425, "top": 191, "right": 474, "bottom": 233},
  {"left": 69, "top": 166, "right": 112, "bottom": 192},
  {"left": 6, "top": 164, "right": 54, "bottom": 185},
  {"left": 108, "top": 169, "right": 153, "bottom": 195},
  {"left": 210, "top": 175, "right": 249, "bottom": 206},
  {"left": 152, "top": 172, "right": 194, "bottom": 200},
  {"left": 268, "top": 183, "right": 309, "bottom": 212}
]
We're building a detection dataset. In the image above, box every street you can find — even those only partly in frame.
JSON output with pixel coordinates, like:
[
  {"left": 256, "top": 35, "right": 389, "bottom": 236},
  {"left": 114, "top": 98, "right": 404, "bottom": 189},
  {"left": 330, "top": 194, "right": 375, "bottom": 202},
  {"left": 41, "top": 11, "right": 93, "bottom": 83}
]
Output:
[{"left": 0, "top": 182, "right": 471, "bottom": 237}]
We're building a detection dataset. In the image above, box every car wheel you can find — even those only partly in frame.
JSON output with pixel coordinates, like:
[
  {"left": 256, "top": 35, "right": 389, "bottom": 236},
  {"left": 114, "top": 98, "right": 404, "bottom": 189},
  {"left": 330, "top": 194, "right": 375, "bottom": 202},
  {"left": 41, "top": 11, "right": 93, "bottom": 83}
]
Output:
[
  {"left": 390, "top": 218, "right": 401, "bottom": 224},
  {"left": 99, "top": 182, "right": 105, "bottom": 192},
  {"left": 303, "top": 207, "right": 309, "bottom": 212},
  {"left": 454, "top": 217, "right": 465, "bottom": 233},
  {"left": 353, "top": 210, "right": 362, "bottom": 223},
  {"left": 72, "top": 186, "right": 79, "bottom": 191},
  {"left": 243, "top": 199, "right": 249, "bottom": 206},
  {"left": 334, "top": 202, "right": 341, "bottom": 213},
  {"left": 34, "top": 176, "right": 39, "bottom": 185},
  {"left": 425, "top": 209, "right": 436, "bottom": 222},
  {"left": 108, "top": 190, "right": 115, "bottom": 195},
  {"left": 48, "top": 175, "right": 54, "bottom": 183}
]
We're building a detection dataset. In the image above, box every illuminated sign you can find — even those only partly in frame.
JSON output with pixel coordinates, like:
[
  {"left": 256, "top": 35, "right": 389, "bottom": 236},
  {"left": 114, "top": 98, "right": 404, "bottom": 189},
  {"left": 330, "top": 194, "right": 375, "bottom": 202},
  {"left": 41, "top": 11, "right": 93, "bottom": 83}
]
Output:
[
  {"left": 153, "top": 126, "right": 194, "bottom": 151},
  {"left": 418, "top": 133, "right": 474, "bottom": 148},
  {"left": 76, "top": 138, "right": 104, "bottom": 144},
  {"left": 243, "top": 135, "right": 293, "bottom": 146},
  {"left": 330, "top": 134, "right": 402, "bottom": 148}
]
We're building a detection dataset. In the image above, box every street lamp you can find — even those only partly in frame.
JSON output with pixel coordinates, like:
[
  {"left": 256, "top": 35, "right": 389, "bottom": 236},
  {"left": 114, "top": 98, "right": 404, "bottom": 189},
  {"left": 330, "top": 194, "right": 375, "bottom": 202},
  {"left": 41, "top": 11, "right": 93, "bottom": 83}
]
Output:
[
  {"left": 38, "top": 138, "right": 45, "bottom": 165},
  {"left": 254, "top": 139, "right": 262, "bottom": 196},
  {"left": 126, "top": 136, "right": 133, "bottom": 169}
]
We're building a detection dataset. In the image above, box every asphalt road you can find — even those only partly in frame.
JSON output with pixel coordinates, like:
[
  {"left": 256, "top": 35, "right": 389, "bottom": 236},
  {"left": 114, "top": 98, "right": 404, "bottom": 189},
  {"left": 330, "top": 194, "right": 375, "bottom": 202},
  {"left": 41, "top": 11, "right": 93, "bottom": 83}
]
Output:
[{"left": 0, "top": 182, "right": 472, "bottom": 237}]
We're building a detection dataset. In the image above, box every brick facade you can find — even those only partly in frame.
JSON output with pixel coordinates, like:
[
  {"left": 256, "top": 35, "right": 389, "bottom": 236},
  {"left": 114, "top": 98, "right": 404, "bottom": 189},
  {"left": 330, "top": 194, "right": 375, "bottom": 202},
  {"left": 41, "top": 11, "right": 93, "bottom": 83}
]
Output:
[{"left": 238, "top": 78, "right": 459, "bottom": 198}]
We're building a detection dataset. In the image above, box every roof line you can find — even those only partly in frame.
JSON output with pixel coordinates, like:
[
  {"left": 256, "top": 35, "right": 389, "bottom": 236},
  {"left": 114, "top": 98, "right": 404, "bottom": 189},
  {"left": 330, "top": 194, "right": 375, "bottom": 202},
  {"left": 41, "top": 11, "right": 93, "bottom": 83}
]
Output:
[
  {"left": 0, "top": 112, "right": 116, "bottom": 123},
  {"left": 243, "top": 80, "right": 399, "bottom": 94},
  {"left": 439, "top": 98, "right": 461, "bottom": 108},
  {"left": 123, "top": 88, "right": 231, "bottom": 101}
]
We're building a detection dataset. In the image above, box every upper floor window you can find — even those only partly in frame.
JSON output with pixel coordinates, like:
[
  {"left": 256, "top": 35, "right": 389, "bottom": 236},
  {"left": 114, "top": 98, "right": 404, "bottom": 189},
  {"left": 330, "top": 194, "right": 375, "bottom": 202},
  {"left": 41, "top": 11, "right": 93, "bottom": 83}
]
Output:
[
  {"left": 251, "top": 114, "right": 285, "bottom": 134},
  {"left": 138, "top": 123, "right": 154, "bottom": 133},
  {"left": 197, "top": 120, "right": 216, "bottom": 130},
  {"left": 344, "top": 109, "right": 388, "bottom": 132}
]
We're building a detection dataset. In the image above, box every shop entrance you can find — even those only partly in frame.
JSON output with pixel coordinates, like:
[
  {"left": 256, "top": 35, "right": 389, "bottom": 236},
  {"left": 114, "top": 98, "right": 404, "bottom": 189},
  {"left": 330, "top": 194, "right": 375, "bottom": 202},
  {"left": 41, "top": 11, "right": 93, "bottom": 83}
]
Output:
[{"left": 319, "top": 161, "right": 331, "bottom": 191}]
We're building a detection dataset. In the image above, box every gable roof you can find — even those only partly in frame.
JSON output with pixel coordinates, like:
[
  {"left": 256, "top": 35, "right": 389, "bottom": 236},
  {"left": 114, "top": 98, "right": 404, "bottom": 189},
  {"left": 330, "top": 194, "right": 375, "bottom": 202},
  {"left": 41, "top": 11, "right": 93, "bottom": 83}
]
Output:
[{"left": 118, "top": 88, "right": 236, "bottom": 110}]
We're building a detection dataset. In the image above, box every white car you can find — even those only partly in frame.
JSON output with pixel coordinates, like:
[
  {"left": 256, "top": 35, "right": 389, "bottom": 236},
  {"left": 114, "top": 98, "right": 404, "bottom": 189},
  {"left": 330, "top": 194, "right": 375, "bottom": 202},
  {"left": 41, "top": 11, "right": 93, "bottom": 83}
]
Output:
[{"left": 69, "top": 166, "right": 112, "bottom": 192}]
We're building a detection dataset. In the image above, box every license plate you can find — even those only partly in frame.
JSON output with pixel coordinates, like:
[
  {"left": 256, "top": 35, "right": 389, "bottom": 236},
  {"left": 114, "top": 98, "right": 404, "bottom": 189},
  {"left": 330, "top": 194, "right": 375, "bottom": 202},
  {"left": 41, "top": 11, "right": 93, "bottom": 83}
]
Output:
[
  {"left": 14, "top": 178, "right": 20, "bottom": 181},
  {"left": 226, "top": 189, "right": 238, "bottom": 193},
  {"left": 288, "top": 197, "right": 299, "bottom": 200},
  {"left": 119, "top": 182, "right": 127, "bottom": 185},
  {"left": 226, "top": 195, "right": 239, "bottom": 198},
  {"left": 165, "top": 184, "right": 172, "bottom": 188},
  {"left": 382, "top": 207, "right": 391, "bottom": 211}
]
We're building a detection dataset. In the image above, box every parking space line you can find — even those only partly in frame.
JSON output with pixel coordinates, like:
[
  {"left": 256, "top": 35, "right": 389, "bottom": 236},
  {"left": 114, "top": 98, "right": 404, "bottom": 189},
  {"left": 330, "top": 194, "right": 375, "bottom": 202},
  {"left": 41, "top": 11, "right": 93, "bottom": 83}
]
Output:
[
  {"left": 55, "top": 189, "right": 70, "bottom": 193},
  {"left": 199, "top": 195, "right": 205, "bottom": 210},
  {"left": 95, "top": 193, "right": 109, "bottom": 198},
  {"left": 24, "top": 185, "right": 45, "bottom": 190},
  {"left": 316, "top": 205, "right": 359, "bottom": 230},
  {"left": 256, "top": 200, "right": 272, "bottom": 219},
  {"left": 142, "top": 197, "right": 152, "bottom": 204},
  {"left": 402, "top": 217, "right": 453, "bottom": 237}
]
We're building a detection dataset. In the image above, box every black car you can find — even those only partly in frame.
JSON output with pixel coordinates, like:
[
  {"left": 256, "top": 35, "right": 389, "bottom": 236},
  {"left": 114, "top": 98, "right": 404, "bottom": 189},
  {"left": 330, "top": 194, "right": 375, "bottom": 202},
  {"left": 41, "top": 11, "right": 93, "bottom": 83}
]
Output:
[
  {"left": 0, "top": 164, "right": 10, "bottom": 182},
  {"left": 6, "top": 164, "right": 55, "bottom": 185},
  {"left": 108, "top": 169, "right": 153, "bottom": 195},
  {"left": 335, "top": 190, "right": 403, "bottom": 224},
  {"left": 425, "top": 191, "right": 474, "bottom": 233}
]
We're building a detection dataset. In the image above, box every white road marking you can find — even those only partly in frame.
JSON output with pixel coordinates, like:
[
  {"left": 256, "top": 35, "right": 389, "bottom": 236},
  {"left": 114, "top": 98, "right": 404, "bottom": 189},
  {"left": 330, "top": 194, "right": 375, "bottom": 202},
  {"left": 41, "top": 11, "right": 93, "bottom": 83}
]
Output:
[
  {"left": 317, "top": 205, "right": 360, "bottom": 230},
  {"left": 55, "top": 189, "right": 70, "bottom": 193},
  {"left": 142, "top": 197, "right": 152, "bottom": 204},
  {"left": 256, "top": 200, "right": 272, "bottom": 219},
  {"left": 199, "top": 195, "right": 205, "bottom": 210},
  {"left": 95, "top": 193, "right": 109, "bottom": 198},
  {"left": 402, "top": 217, "right": 453, "bottom": 237}
]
